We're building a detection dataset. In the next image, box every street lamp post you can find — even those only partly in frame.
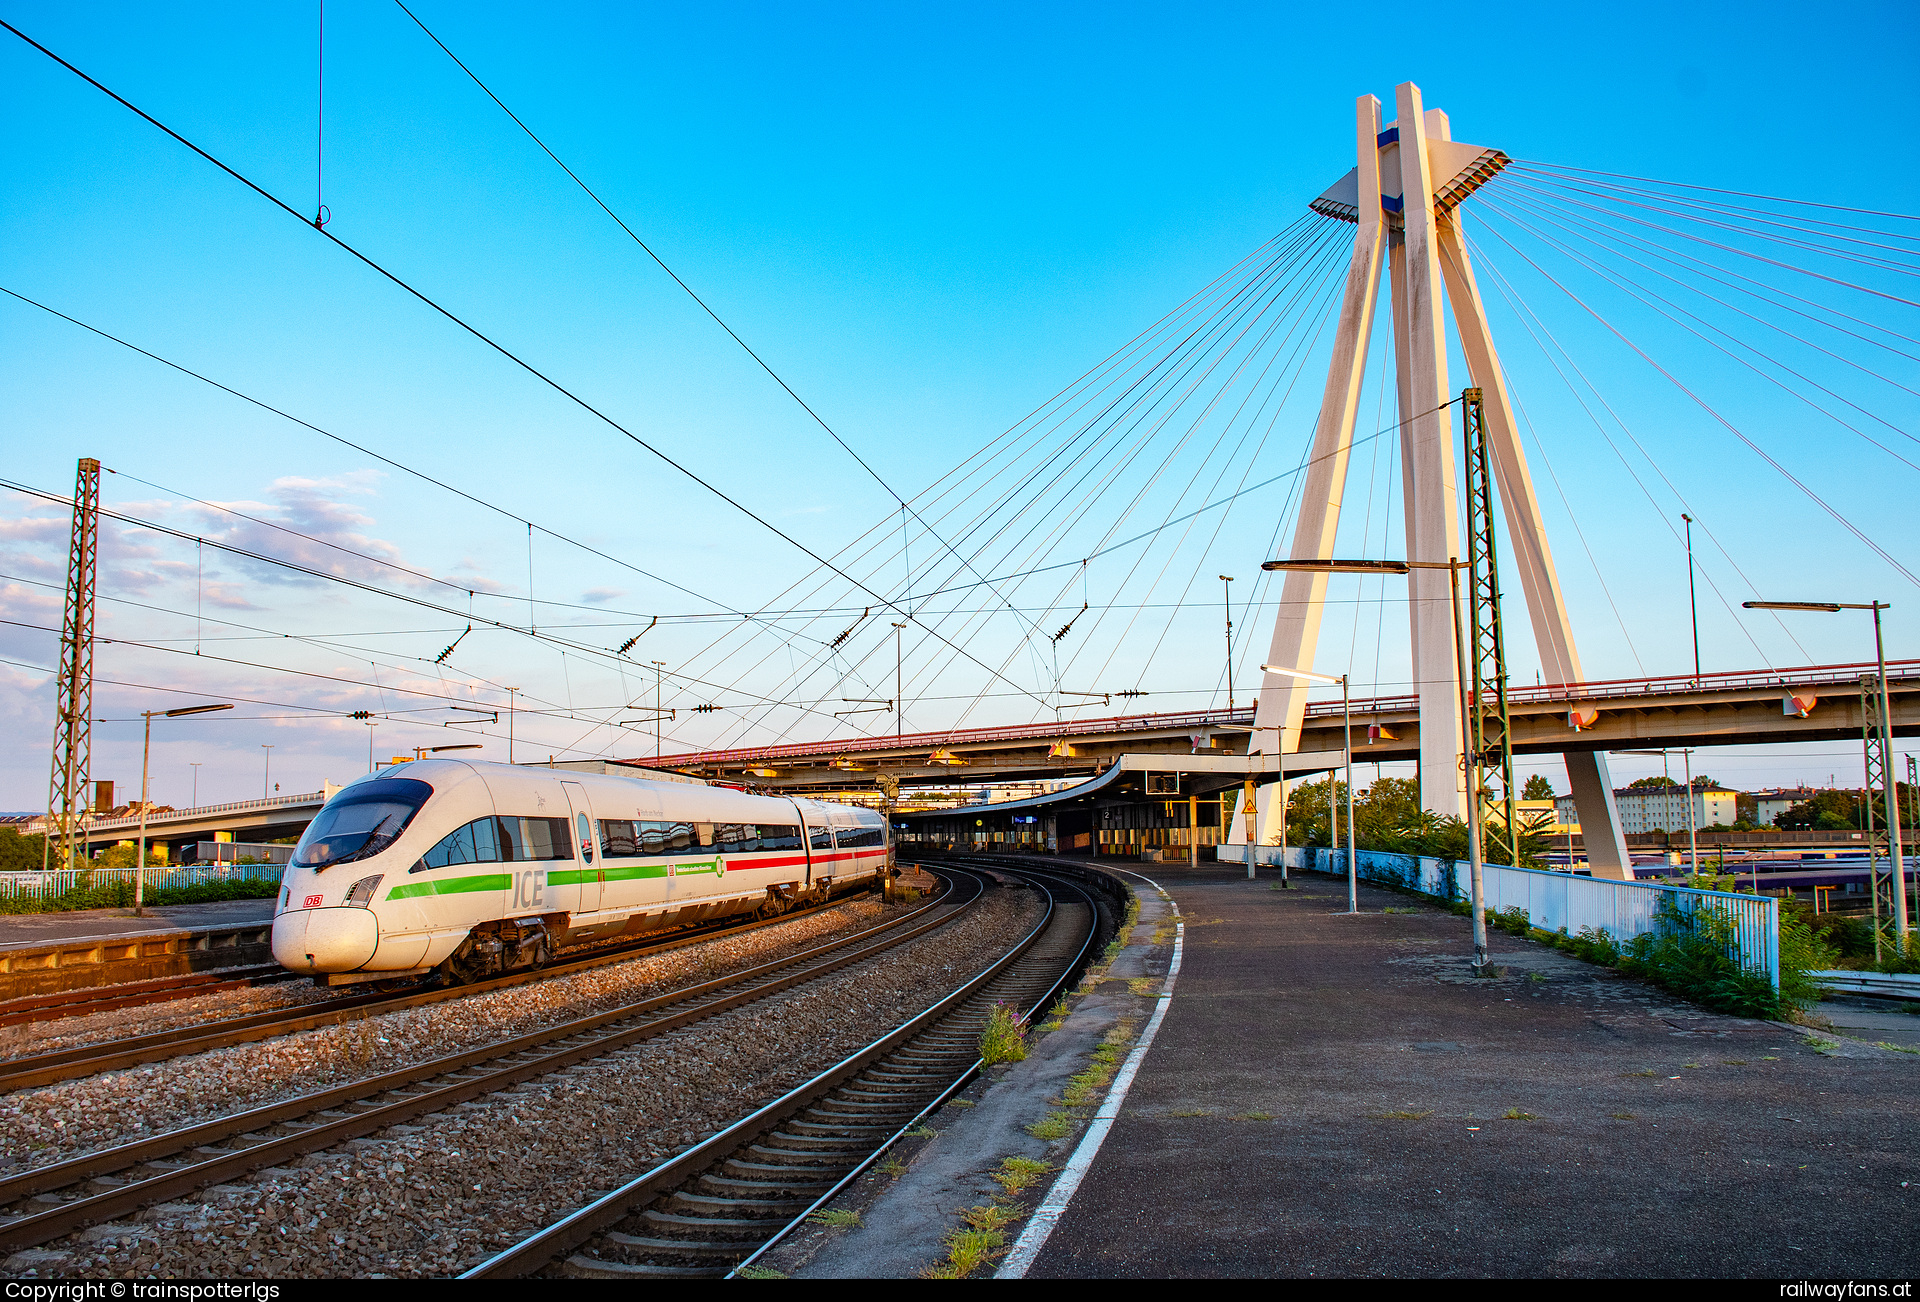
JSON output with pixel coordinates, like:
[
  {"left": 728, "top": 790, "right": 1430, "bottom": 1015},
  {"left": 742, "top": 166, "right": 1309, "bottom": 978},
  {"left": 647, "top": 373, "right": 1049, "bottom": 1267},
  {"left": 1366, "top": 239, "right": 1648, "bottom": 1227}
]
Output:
[
  {"left": 135, "top": 703, "right": 232, "bottom": 915},
  {"left": 189, "top": 762, "right": 201, "bottom": 809},
  {"left": 1682, "top": 513, "right": 1701, "bottom": 685},
  {"left": 1263, "top": 556, "right": 1498, "bottom": 976},
  {"left": 1220, "top": 576, "right": 1235, "bottom": 710},
  {"left": 1261, "top": 663, "right": 1355, "bottom": 914},
  {"left": 1745, "top": 599, "right": 1909, "bottom": 949},
  {"left": 261, "top": 744, "right": 274, "bottom": 799},
  {"left": 892, "top": 622, "right": 907, "bottom": 740}
]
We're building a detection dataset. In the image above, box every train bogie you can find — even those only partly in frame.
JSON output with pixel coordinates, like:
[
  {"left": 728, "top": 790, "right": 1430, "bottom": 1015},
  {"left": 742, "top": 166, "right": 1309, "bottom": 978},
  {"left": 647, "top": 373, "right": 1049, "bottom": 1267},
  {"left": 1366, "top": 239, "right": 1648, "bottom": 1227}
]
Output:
[{"left": 272, "top": 759, "right": 889, "bottom": 984}]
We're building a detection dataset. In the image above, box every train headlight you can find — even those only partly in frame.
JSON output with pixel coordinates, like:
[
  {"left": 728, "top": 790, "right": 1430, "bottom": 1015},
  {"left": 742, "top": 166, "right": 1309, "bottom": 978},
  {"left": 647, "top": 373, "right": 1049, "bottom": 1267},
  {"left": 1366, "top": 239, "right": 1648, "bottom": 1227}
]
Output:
[{"left": 345, "top": 874, "right": 385, "bottom": 908}]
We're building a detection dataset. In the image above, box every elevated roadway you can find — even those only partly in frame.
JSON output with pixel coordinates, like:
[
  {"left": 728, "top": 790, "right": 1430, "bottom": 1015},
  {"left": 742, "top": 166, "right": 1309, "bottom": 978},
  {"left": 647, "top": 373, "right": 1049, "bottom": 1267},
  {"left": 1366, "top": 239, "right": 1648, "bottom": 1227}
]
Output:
[{"left": 640, "top": 658, "right": 1920, "bottom": 795}]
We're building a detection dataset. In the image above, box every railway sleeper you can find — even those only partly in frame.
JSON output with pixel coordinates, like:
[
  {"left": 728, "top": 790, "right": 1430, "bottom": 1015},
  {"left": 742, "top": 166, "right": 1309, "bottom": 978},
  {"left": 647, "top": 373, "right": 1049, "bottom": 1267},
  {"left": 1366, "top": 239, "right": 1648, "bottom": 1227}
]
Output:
[
  {"left": 563, "top": 1255, "right": 714, "bottom": 1279},
  {"left": 639, "top": 1208, "right": 782, "bottom": 1237},
  {"left": 668, "top": 1192, "right": 810, "bottom": 1216},
  {"left": 697, "top": 1174, "right": 831, "bottom": 1198},
  {"left": 602, "top": 1231, "right": 743, "bottom": 1257}
]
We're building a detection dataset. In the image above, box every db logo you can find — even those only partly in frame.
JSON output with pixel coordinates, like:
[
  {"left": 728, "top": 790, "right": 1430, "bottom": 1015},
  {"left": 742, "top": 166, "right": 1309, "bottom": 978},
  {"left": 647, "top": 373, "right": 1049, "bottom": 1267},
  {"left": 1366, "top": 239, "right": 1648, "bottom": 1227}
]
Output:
[{"left": 303, "top": 894, "right": 323, "bottom": 909}]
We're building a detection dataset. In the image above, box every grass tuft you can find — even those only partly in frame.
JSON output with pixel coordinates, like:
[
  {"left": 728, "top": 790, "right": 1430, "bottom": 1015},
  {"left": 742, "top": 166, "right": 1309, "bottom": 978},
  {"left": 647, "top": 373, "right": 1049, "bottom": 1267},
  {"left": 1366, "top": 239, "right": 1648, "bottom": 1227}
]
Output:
[
  {"left": 1500, "top": 1108, "right": 1536, "bottom": 1121},
  {"left": 807, "top": 1209, "right": 861, "bottom": 1230},
  {"left": 1228, "top": 1111, "right": 1274, "bottom": 1121},
  {"left": 1610, "top": 1112, "right": 1635, "bottom": 1120},
  {"left": 945, "top": 1099, "right": 976, "bottom": 1110},
  {"left": 877, "top": 1153, "right": 908, "bottom": 1177},
  {"left": 1376, "top": 1109, "right": 1432, "bottom": 1120},
  {"left": 1026, "top": 1111, "right": 1071, "bottom": 1141},
  {"left": 1622, "top": 1069, "right": 1656, "bottom": 1077},
  {"left": 736, "top": 1265, "right": 788, "bottom": 1279},
  {"left": 992, "top": 1156, "right": 1052, "bottom": 1196}
]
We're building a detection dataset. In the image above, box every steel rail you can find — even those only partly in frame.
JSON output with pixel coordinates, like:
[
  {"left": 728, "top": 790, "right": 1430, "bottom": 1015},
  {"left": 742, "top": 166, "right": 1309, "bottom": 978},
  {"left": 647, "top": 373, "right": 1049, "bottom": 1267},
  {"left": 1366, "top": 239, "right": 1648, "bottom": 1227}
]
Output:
[
  {"left": 0, "top": 888, "right": 888, "bottom": 1092},
  {"left": 469, "top": 862, "right": 1105, "bottom": 1279},
  {"left": 722, "top": 859, "right": 1108, "bottom": 1278},
  {"left": 0, "top": 965, "right": 298, "bottom": 1028},
  {"left": 0, "top": 870, "right": 977, "bottom": 1253}
]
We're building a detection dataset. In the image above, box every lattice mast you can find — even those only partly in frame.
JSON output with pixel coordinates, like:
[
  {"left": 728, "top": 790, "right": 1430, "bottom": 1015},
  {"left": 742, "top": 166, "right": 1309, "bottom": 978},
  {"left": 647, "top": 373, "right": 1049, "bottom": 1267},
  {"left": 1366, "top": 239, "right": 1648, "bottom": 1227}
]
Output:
[
  {"left": 1462, "top": 390, "right": 1516, "bottom": 863},
  {"left": 44, "top": 457, "right": 101, "bottom": 873},
  {"left": 1860, "top": 657, "right": 1911, "bottom": 959}
]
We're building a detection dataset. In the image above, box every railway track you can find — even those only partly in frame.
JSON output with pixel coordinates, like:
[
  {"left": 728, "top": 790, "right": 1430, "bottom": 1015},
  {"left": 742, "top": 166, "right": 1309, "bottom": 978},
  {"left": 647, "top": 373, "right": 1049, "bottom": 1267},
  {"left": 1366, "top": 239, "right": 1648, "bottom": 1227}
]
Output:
[
  {"left": 465, "top": 861, "right": 1110, "bottom": 1280},
  {"left": 0, "top": 965, "right": 301, "bottom": 1029},
  {"left": 0, "top": 887, "right": 896, "bottom": 1093},
  {"left": 0, "top": 869, "right": 977, "bottom": 1256}
]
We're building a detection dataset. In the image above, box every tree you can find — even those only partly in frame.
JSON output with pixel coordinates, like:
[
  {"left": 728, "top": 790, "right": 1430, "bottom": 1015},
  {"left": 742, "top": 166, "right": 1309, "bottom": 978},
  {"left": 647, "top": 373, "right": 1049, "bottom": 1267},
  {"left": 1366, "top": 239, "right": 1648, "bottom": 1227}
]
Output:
[
  {"left": 1629, "top": 776, "right": 1679, "bottom": 788},
  {"left": 1521, "top": 774, "right": 1556, "bottom": 801},
  {"left": 1775, "top": 790, "right": 1859, "bottom": 831}
]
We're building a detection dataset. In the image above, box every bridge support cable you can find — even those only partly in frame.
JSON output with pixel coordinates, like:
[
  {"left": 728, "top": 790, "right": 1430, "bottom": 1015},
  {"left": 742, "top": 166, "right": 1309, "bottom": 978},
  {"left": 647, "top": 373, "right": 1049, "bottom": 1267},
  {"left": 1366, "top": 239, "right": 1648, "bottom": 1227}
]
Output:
[
  {"left": 1481, "top": 193, "right": 1920, "bottom": 474},
  {"left": 1460, "top": 234, "right": 1797, "bottom": 667},
  {"left": 595, "top": 222, "right": 1320, "bottom": 756},
  {"left": 669, "top": 221, "right": 1354, "bottom": 754},
  {"left": 1466, "top": 206, "right": 1920, "bottom": 594}
]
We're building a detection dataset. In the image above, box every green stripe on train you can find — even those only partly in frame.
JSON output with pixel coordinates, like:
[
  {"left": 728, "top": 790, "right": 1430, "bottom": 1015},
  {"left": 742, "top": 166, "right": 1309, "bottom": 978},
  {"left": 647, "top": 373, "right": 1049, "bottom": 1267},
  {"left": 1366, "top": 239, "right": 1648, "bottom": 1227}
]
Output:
[
  {"left": 386, "top": 873, "right": 513, "bottom": 901},
  {"left": 550, "top": 863, "right": 672, "bottom": 886}
]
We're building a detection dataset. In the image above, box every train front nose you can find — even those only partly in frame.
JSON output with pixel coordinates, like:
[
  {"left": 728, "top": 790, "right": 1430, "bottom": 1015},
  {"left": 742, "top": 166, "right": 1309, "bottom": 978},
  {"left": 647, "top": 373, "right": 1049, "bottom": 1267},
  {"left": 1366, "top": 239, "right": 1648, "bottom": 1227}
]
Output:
[{"left": 273, "top": 907, "right": 379, "bottom": 973}]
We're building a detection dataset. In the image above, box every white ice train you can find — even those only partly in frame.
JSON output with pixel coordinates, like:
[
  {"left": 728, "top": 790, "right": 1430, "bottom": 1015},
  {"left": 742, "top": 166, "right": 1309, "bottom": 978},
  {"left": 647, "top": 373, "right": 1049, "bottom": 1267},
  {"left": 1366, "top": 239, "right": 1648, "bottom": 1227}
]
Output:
[{"left": 271, "top": 758, "right": 889, "bottom": 984}]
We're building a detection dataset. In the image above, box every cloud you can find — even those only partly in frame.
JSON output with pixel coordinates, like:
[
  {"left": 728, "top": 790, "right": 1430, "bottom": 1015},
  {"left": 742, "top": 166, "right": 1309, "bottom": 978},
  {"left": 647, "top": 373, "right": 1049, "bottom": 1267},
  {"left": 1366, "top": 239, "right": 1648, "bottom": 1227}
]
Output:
[{"left": 580, "top": 587, "right": 627, "bottom": 604}]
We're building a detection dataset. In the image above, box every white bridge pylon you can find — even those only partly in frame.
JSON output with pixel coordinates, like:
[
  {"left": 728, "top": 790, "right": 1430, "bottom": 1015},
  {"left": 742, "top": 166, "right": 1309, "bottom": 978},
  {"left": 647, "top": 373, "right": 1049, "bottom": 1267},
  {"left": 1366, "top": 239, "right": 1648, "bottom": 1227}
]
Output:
[{"left": 1236, "top": 81, "right": 1632, "bottom": 879}]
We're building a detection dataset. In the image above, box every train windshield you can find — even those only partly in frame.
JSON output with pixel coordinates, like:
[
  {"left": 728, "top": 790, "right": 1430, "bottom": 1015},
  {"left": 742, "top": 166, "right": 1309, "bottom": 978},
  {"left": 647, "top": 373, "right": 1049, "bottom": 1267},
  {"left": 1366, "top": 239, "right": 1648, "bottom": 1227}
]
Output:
[{"left": 293, "top": 778, "right": 434, "bottom": 869}]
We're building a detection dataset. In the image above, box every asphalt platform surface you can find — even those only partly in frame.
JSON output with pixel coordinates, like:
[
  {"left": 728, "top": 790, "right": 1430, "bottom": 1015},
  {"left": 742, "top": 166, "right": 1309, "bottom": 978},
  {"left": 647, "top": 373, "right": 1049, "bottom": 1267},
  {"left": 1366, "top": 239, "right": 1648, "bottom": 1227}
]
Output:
[
  {"left": 1026, "top": 866, "right": 1917, "bottom": 1278},
  {"left": 0, "top": 896, "right": 277, "bottom": 949}
]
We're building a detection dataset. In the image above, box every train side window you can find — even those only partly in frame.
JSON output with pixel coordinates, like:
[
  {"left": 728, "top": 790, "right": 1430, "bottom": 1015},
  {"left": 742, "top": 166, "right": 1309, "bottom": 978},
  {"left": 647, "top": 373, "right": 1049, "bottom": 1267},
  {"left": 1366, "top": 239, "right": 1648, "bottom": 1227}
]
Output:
[
  {"left": 713, "top": 822, "right": 758, "bottom": 853},
  {"left": 410, "top": 817, "right": 502, "bottom": 874},
  {"left": 808, "top": 822, "right": 833, "bottom": 851},
  {"left": 577, "top": 813, "right": 595, "bottom": 864},
  {"left": 757, "top": 823, "right": 802, "bottom": 851},
  {"left": 500, "top": 816, "right": 573, "bottom": 861},
  {"left": 600, "top": 820, "right": 639, "bottom": 857},
  {"left": 636, "top": 820, "right": 699, "bottom": 855},
  {"left": 837, "top": 826, "right": 883, "bottom": 849}
]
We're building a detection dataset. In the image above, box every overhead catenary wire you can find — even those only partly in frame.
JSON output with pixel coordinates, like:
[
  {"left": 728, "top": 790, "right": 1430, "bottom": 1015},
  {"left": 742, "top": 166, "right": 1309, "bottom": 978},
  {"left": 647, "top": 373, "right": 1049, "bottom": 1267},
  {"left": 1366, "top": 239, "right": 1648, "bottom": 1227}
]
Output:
[{"left": 0, "top": 20, "right": 1058, "bottom": 714}]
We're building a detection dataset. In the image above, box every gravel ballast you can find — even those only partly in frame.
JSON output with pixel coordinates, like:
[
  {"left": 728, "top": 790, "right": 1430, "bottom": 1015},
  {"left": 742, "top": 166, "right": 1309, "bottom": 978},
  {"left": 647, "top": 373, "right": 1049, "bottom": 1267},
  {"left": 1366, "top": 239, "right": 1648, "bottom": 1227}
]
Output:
[
  {"left": 5, "top": 884, "right": 1041, "bottom": 1279},
  {"left": 1, "top": 895, "right": 911, "bottom": 1176}
]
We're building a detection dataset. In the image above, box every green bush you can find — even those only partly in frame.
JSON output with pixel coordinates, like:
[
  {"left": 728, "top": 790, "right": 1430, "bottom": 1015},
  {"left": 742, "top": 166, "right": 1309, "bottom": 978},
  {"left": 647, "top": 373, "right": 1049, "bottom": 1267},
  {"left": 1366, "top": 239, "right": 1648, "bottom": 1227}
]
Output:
[
  {"left": 1558, "top": 925, "right": 1621, "bottom": 967},
  {"left": 1615, "top": 897, "right": 1810, "bottom": 1019},
  {"left": 0, "top": 875, "right": 281, "bottom": 915}
]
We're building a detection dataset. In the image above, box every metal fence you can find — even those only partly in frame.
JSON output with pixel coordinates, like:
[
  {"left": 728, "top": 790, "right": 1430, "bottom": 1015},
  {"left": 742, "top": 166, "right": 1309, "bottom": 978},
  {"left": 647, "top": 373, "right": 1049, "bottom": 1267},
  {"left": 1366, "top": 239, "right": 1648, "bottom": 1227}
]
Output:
[
  {"left": 0, "top": 862, "right": 285, "bottom": 903},
  {"left": 1221, "top": 843, "right": 1781, "bottom": 988}
]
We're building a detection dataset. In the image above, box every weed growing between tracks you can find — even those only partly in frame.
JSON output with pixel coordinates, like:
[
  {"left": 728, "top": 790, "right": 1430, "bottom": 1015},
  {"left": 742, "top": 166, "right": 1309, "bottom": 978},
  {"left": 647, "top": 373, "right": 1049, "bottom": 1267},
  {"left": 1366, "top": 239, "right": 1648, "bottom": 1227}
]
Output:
[
  {"left": 979, "top": 1001, "right": 1030, "bottom": 1066},
  {"left": 920, "top": 1162, "right": 1050, "bottom": 1278}
]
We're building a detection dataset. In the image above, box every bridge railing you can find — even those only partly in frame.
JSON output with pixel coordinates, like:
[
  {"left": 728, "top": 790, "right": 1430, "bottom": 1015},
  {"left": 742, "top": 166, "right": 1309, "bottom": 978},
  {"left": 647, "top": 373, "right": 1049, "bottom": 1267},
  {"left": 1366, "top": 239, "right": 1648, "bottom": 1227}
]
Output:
[
  {"left": 1220, "top": 844, "right": 1780, "bottom": 987},
  {"left": 652, "top": 656, "right": 1920, "bottom": 767},
  {"left": 0, "top": 861, "right": 286, "bottom": 905}
]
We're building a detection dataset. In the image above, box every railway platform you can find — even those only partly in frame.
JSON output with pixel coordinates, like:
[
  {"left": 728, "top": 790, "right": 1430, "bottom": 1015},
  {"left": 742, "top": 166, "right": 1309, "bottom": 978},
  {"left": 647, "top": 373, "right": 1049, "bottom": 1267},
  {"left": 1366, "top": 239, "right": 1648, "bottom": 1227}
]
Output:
[
  {"left": 0, "top": 898, "right": 277, "bottom": 999},
  {"left": 1008, "top": 862, "right": 1917, "bottom": 1278}
]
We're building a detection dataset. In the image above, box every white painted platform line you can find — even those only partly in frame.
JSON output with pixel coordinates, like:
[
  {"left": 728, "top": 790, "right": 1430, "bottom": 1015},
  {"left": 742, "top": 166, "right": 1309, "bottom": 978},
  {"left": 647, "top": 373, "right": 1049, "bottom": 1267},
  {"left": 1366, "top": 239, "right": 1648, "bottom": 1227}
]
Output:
[{"left": 996, "top": 869, "right": 1184, "bottom": 1279}]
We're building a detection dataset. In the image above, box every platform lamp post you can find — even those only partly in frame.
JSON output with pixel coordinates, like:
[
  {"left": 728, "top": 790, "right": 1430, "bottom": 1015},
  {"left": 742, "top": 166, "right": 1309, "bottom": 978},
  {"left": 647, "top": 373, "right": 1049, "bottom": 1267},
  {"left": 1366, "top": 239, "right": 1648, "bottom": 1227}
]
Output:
[
  {"left": 135, "top": 702, "right": 232, "bottom": 915},
  {"left": 1265, "top": 556, "right": 1498, "bottom": 976},
  {"left": 1258, "top": 663, "right": 1355, "bottom": 915},
  {"left": 1745, "top": 599, "right": 1910, "bottom": 949}
]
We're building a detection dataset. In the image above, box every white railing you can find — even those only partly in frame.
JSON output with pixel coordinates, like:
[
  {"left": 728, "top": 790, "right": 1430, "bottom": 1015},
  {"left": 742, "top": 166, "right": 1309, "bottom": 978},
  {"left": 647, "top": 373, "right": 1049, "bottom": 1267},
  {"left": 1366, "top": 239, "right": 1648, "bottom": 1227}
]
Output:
[
  {"left": 1220, "top": 843, "right": 1780, "bottom": 987},
  {"left": 0, "top": 862, "right": 285, "bottom": 904}
]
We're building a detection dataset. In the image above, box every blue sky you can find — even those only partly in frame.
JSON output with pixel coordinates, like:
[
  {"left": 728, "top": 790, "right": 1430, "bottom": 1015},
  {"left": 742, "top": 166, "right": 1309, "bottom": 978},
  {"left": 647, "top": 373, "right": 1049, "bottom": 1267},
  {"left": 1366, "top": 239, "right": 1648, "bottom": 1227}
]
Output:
[{"left": 3, "top": 0, "right": 1916, "bottom": 810}]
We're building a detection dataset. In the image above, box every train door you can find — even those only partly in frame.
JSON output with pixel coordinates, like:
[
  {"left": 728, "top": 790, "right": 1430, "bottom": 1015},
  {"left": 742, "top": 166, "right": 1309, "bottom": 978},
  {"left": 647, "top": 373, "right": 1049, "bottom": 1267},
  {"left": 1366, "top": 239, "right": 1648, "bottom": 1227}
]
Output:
[
  {"left": 789, "top": 800, "right": 814, "bottom": 886},
  {"left": 558, "top": 781, "right": 603, "bottom": 916}
]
